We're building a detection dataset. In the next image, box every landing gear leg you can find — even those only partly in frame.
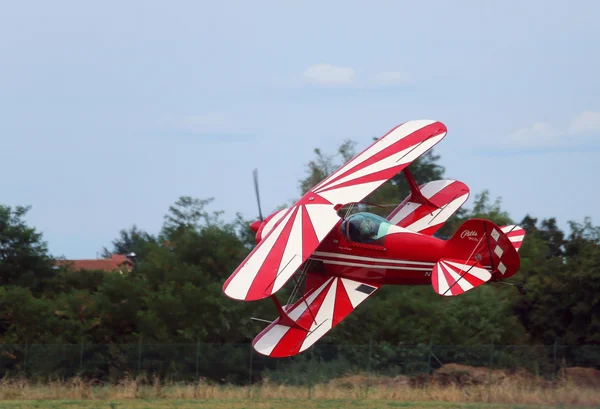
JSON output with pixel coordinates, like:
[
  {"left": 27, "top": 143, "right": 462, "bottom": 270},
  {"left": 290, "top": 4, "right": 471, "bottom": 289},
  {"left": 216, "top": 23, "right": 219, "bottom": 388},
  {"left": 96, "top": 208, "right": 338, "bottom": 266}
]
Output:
[{"left": 492, "top": 280, "right": 528, "bottom": 295}]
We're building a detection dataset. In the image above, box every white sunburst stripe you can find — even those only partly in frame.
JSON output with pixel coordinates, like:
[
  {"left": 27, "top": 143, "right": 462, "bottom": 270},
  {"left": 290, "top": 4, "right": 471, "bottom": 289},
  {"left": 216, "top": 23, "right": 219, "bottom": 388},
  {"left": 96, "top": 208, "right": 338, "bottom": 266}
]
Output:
[
  {"left": 315, "top": 133, "right": 446, "bottom": 195},
  {"left": 341, "top": 278, "right": 377, "bottom": 308},
  {"left": 261, "top": 208, "right": 288, "bottom": 240},
  {"left": 405, "top": 193, "right": 469, "bottom": 232},
  {"left": 395, "top": 133, "right": 446, "bottom": 166},
  {"left": 319, "top": 139, "right": 447, "bottom": 205},
  {"left": 302, "top": 278, "right": 337, "bottom": 334},
  {"left": 253, "top": 324, "right": 291, "bottom": 356},
  {"left": 288, "top": 276, "right": 335, "bottom": 321},
  {"left": 315, "top": 259, "right": 433, "bottom": 271},
  {"left": 420, "top": 179, "right": 457, "bottom": 197},
  {"left": 311, "top": 120, "right": 437, "bottom": 193},
  {"left": 305, "top": 204, "right": 341, "bottom": 241},
  {"left": 312, "top": 251, "right": 436, "bottom": 266},
  {"left": 253, "top": 276, "right": 336, "bottom": 356},
  {"left": 318, "top": 181, "right": 383, "bottom": 206},
  {"left": 273, "top": 208, "right": 304, "bottom": 292},
  {"left": 436, "top": 263, "right": 450, "bottom": 295},
  {"left": 388, "top": 180, "right": 467, "bottom": 229},
  {"left": 388, "top": 180, "right": 456, "bottom": 223},
  {"left": 441, "top": 261, "right": 474, "bottom": 293},
  {"left": 315, "top": 140, "right": 431, "bottom": 193},
  {"left": 225, "top": 208, "right": 297, "bottom": 299},
  {"left": 445, "top": 261, "right": 491, "bottom": 281},
  {"left": 389, "top": 201, "right": 421, "bottom": 225},
  {"left": 438, "top": 262, "right": 459, "bottom": 296}
]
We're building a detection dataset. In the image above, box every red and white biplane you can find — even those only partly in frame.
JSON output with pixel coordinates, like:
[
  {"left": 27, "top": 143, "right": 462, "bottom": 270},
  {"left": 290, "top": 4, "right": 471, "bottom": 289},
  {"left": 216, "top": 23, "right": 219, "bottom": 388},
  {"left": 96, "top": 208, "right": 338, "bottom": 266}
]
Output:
[{"left": 222, "top": 120, "right": 526, "bottom": 358}]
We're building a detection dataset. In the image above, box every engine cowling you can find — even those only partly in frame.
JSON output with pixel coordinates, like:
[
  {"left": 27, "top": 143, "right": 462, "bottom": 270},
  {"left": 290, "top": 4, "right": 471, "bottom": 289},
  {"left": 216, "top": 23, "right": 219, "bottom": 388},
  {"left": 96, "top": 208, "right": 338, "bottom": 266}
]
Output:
[{"left": 250, "top": 208, "right": 289, "bottom": 243}]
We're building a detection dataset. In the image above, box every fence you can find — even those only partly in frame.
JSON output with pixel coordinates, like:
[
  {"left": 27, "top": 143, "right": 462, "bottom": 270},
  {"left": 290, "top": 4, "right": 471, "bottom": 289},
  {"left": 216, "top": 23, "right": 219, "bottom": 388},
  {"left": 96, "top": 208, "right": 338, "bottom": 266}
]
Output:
[{"left": 1, "top": 342, "right": 599, "bottom": 386}]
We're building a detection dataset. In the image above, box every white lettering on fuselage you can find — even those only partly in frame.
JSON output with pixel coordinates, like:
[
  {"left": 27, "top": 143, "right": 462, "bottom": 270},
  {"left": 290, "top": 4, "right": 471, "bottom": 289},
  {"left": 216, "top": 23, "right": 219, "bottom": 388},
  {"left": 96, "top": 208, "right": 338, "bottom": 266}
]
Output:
[{"left": 460, "top": 230, "right": 477, "bottom": 239}]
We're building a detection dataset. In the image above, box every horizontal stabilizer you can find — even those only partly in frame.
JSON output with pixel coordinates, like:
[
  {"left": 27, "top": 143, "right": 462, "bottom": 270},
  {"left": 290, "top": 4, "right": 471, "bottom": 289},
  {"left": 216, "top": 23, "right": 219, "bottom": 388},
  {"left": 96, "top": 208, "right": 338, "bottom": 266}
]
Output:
[
  {"left": 432, "top": 258, "right": 491, "bottom": 296},
  {"left": 252, "top": 276, "right": 379, "bottom": 357},
  {"left": 387, "top": 180, "right": 470, "bottom": 236},
  {"left": 500, "top": 225, "right": 526, "bottom": 252}
]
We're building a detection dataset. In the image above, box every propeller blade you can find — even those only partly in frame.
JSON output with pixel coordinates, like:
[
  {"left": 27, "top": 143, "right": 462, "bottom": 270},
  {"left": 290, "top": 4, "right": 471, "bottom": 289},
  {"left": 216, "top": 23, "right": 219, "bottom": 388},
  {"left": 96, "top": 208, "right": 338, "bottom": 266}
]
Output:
[{"left": 253, "top": 168, "right": 264, "bottom": 221}]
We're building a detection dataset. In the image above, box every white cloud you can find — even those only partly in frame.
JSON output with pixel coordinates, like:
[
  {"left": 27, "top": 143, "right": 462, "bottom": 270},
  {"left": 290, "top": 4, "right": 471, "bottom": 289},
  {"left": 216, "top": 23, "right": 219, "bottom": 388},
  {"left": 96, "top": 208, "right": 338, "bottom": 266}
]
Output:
[
  {"left": 298, "top": 64, "right": 412, "bottom": 88},
  {"left": 500, "top": 110, "right": 600, "bottom": 148},
  {"left": 569, "top": 110, "right": 600, "bottom": 135},
  {"left": 372, "top": 71, "right": 411, "bottom": 84},
  {"left": 173, "top": 112, "right": 230, "bottom": 132},
  {"left": 502, "top": 122, "right": 562, "bottom": 147},
  {"left": 303, "top": 64, "right": 355, "bottom": 85}
]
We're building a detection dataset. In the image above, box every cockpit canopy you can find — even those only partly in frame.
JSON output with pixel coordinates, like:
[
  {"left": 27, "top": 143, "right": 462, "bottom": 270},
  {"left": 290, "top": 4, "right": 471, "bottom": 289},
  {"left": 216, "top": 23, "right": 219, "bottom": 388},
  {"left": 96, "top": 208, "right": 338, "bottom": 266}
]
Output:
[{"left": 341, "top": 212, "right": 394, "bottom": 244}]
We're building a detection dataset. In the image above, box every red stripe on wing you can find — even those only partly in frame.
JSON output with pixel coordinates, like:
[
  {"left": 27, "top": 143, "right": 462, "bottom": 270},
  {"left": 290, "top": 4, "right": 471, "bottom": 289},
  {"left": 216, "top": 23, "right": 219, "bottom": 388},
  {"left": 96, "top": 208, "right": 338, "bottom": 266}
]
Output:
[
  {"left": 270, "top": 278, "right": 334, "bottom": 357},
  {"left": 301, "top": 205, "right": 320, "bottom": 260},
  {"left": 314, "top": 122, "right": 446, "bottom": 193},
  {"left": 316, "top": 166, "right": 406, "bottom": 194},
  {"left": 246, "top": 206, "right": 300, "bottom": 300},
  {"left": 333, "top": 279, "right": 354, "bottom": 326},
  {"left": 459, "top": 266, "right": 488, "bottom": 288},
  {"left": 441, "top": 263, "right": 462, "bottom": 296},
  {"left": 390, "top": 180, "right": 469, "bottom": 232}
]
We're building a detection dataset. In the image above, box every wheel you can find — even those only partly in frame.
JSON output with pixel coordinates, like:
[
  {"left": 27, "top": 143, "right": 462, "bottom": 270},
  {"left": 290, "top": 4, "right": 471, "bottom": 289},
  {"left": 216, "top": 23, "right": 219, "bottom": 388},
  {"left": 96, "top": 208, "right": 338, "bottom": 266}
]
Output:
[{"left": 517, "top": 284, "right": 527, "bottom": 295}]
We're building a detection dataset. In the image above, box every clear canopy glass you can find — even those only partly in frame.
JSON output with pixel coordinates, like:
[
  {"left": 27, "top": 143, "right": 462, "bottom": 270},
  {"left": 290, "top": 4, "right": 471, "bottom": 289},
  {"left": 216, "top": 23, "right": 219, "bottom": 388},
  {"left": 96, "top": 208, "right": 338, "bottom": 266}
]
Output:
[{"left": 341, "top": 212, "right": 393, "bottom": 244}]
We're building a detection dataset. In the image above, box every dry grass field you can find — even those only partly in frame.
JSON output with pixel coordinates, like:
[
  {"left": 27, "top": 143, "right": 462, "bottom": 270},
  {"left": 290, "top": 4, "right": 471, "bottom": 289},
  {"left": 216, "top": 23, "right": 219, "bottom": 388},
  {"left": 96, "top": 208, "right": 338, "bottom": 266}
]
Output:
[
  {"left": 0, "top": 364, "right": 598, "bottom": 408},
  {"left": 0, "top": 375, "right": 600, "bottom": 409},
  {"left": 0, "top": 400, "right": 594, "bottom": 409}
]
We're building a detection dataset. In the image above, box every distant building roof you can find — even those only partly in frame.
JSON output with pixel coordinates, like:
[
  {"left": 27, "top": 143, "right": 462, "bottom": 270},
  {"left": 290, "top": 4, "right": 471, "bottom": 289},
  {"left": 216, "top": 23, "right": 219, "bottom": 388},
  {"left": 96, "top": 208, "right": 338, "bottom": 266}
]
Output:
[{"left": 56, "top": 254, "right": 134, "bottom": 272}]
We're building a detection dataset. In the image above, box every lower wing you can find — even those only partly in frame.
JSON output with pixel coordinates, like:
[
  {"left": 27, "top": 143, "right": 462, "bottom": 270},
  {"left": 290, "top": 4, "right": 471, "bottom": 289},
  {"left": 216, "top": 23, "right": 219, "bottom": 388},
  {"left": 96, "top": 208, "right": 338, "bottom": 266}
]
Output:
[{"left": 252, "top": 273, "right": 379, "bottom": 357}]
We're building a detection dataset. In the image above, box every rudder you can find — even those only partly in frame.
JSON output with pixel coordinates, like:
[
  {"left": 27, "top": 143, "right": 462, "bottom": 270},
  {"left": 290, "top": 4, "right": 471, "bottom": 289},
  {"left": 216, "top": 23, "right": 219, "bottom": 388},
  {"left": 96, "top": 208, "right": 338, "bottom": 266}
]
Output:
[{"left": 444, "top": 218, "right": 521, "bottom": 280}]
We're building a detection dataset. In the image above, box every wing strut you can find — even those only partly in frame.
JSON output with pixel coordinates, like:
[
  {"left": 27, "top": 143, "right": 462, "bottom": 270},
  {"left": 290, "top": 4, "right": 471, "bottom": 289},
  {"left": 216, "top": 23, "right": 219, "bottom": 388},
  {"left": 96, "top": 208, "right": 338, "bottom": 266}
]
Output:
[{"left": 403, "top": 168, "right": 440, "bottom": 215}]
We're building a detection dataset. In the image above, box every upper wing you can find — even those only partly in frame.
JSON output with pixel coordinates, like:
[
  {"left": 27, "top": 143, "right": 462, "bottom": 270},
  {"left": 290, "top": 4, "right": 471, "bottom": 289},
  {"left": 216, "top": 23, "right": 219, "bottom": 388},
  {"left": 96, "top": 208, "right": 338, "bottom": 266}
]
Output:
[
  {"left": 386, "top": 179, "right": 470, "bottom": 235},
  {"left": 222, "top": 119, "right": 447, "bottom": 301}
]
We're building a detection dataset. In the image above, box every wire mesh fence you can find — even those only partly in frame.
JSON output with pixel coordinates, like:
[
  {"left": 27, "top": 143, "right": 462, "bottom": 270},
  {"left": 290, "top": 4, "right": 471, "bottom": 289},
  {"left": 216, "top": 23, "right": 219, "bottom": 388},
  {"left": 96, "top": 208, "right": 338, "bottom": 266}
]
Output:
[{"left": 1, "top": 342, "right": 598, "bottom": 387}]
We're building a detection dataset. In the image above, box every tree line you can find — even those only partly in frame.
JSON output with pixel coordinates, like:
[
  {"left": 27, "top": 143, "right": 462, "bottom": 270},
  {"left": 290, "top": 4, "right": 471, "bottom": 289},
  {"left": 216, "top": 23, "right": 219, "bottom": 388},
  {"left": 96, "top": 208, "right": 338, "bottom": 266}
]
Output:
[{"left": 1, "top": 139, "right": 599, "bottom": 352}]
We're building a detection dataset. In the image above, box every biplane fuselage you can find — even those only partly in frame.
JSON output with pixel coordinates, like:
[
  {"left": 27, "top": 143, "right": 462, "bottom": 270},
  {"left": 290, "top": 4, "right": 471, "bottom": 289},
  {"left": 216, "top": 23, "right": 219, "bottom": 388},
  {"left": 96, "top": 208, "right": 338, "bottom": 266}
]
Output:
[{"left": 306, "top": 216, "right": 446, "bottom": 287}]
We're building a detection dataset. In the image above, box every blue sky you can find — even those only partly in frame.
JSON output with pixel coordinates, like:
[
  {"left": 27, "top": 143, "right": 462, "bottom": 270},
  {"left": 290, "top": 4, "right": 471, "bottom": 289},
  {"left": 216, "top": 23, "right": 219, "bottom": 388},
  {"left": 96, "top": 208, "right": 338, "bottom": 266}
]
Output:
[{"left": 2, "top": 0, "right": 599, "bottom": 259}]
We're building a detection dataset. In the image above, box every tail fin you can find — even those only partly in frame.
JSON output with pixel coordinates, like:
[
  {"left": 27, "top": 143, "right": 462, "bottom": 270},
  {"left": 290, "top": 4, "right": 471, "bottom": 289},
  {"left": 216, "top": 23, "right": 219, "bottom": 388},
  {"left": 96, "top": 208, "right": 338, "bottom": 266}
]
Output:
[
  {"left": 386, "top": 179, "right": 469, "bottom": 236},
  {"left": 444, "top": 218, "right": 521, "bottom": 280},
  {"left": 500, "top": 225, "right": 526, "bottom": 252}
]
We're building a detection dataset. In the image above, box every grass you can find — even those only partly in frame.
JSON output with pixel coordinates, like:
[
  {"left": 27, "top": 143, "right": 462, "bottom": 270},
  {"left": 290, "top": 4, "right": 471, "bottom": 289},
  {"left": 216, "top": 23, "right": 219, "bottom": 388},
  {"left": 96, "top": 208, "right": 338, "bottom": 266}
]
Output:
[
  {"left": 0, "top": 373, "right": 598, "bottom": 408},
  {"left": 0, "top": 401, "right": 593, "bottom": 409}
]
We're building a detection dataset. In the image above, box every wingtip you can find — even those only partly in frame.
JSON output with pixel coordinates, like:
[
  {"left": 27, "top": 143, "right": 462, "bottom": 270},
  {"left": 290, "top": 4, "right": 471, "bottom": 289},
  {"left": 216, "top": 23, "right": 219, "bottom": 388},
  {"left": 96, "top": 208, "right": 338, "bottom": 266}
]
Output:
[{"left": 222, "top": 280, "right": 274, "bottom": 301}]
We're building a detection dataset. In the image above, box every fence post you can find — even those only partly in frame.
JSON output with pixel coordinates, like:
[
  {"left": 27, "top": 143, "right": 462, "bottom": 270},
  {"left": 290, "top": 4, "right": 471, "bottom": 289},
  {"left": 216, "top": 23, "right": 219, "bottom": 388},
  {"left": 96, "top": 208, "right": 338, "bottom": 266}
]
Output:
[
  {"left": 487, "top": 341, "right": 494, "bottom": 403},
  {"left": 248, "top": 343, "right": 253, "bottom": 398},
  {"left": 137, "top": 335, "right": 143, "bottom": 378},
  {"left": 365, "top": 338, "right": 373, "bottom": 397},
  {"left": 553, "top": 339, "right": 558, "bottom": 381},
  {"left": 23, "top": 341, "right": 28, "bottom": 375},
  {"left": 79, "top": 338, "right": 84, "bottom": 374},
  {"left": 425, "top": 338, "right": 433, "bottom": 392},
  {"left": 308, "top": 348, "right": 314, "bottom": 399},
  {"left": 195, "top": 339, "right": 200, "bottom": 399}
]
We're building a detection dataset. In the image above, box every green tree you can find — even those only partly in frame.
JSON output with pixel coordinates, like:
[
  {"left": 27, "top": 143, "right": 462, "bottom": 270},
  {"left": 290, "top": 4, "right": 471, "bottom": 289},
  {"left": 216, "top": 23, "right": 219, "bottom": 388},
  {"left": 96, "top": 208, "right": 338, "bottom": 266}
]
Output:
[
  {"left": 101, "top": 225, "right": 156, "bottom": 261},
  {"left": 299, "top": 139, "right": 356, "bottom": 195},
  {"left": 0, "top": 205, "right": 56, "bottom": 294}
]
